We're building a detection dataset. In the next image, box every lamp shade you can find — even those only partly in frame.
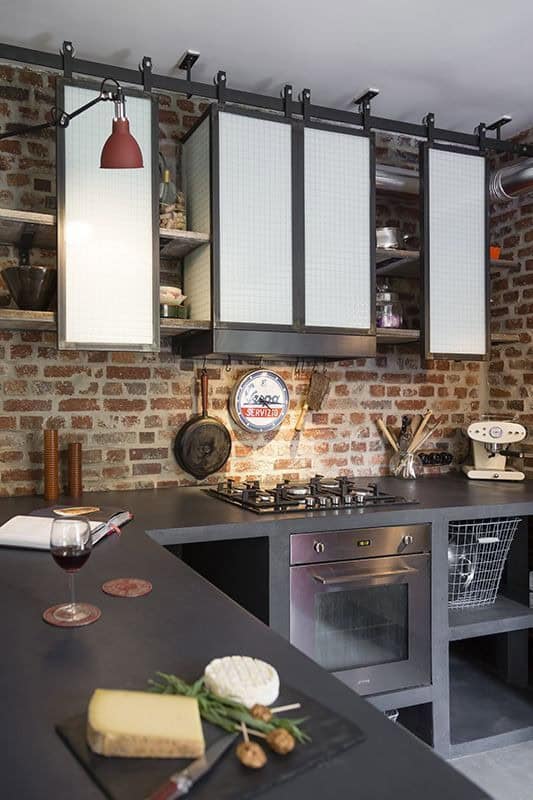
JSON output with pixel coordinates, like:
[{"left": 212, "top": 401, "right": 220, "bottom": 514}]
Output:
[{"left": 100, "top": 118, "right": 143, "bottom": 169}]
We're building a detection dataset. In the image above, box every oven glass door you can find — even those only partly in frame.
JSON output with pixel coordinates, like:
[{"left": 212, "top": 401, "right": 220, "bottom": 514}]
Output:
[{"left": 290, "top": 553, "right": 430, "bottom": 696}]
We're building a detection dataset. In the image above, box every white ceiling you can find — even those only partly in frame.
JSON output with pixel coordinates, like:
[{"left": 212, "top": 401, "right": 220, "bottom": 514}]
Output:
[{"left": 2, "top": 0, "right": 533, "bottom": 136}]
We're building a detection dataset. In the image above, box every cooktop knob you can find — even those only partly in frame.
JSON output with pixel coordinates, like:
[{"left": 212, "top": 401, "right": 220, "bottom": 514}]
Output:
[
  {"left": 314, "top": 541, "right": 325, "bottom": 554},
  {"left": 402, "top": 534, "right": 414, "bottom": 546}
]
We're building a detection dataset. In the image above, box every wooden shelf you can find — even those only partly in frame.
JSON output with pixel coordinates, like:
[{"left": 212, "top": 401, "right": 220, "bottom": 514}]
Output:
[
  {"left": 0, "top": 208, "right": 56, "bottom": 250},
  {"left": 491, "top": 258, "right": 520, "bottom": 273},
  {"left": 377, "top": 328, "right": 420, "bottom": 344},
  {"left": 491, "top": 332, "right": 521, "bottom": 344},
  {"left": 159, "top": 229, "right": 210, "bottom": 258},
  {"left": 160, "top": 318, "right": 211, "bottom": 336},
  {"left": 0, "top": 207, "right": 210, "bottom": 259},
  {"left": 449, "top": 596, "right": 533, "bottom": 641},
  {"left": 377, "top": 328, "right": 520, "bottom": 347},
  {"left": 0, "top": 309, "right": 56, "bottom": 331},
  {"left": 376, "top": 248, "right": 419, "bottom": 277},
  {"left": 376, "top": 248, "right": 520, "bottom": 280},
  {"left": 0, "top": 308, "right": 211, "bottom": 337}
]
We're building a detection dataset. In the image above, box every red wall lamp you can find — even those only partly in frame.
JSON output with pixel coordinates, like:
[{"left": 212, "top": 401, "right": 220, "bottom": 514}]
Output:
[{"left": 0, "top": 77, "right": 143, "bottom": 169}]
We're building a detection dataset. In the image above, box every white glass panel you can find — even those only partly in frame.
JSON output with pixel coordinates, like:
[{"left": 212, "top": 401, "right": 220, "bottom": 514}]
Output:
[
  {"left": 428, "top": 148, "right": 486, "bottom": 356},
  {"left": 218, "top": 112, "right": 292, "bottom": 325},
  {"left": 183, "top": 117, "right": 211, "bottom": 321},
  {"left": 304, "top": 128, "right": 371, "bottom": 329},
  {"left": 59, "top": 84, "right": 156, "bottom": 349}
]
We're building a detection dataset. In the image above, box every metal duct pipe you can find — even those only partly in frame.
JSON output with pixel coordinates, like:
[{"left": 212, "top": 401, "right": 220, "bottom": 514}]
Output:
[
  {"left": 376, "top": 165, "right": 419, "bottom": 195},
  {"left": 377, "top": 160, "right": 533, "bottom": 202},
  {"left": 489, "top": 160, "right": 533, "bottom": 202}
]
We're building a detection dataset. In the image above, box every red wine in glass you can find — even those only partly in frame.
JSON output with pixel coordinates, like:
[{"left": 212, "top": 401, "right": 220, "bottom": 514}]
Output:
[
  {"left": 44, "top": 517, "right": 100, "bottom": 626},
  {"left": 51, "top": 545, "right": 91, "bottom": 573}
]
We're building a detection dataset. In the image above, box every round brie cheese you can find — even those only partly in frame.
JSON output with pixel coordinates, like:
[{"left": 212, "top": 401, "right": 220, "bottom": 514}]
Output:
[{"left": 204, "top": 656, "right": 280, "bottom": 708}]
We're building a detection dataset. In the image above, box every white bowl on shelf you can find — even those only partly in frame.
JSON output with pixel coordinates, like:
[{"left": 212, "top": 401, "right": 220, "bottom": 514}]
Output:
[{"left": 159, "top": 286, "right": 186, "bottom": 306}]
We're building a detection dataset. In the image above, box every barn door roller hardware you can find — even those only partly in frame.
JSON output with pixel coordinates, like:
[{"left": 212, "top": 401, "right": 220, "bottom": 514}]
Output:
[
  {"left": 1, "top": 39, "right": 533, "bottom": 158},
  {"left": 486, "top": 115, "right": 512, "bottom": 141},
  {"left": 354, "top": 88, "right": 379, "bottom": 131},
  {"left": 178, "top": 49, "right": 200, "bottom": 99}
]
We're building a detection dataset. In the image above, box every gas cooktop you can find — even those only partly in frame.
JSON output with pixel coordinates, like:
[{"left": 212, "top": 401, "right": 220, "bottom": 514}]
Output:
[{"left": 205, "top": 476, "right": 417, "bottom": 514}]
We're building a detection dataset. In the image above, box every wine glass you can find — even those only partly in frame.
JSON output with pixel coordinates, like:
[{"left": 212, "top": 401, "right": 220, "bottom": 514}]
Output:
[{"left": 45, "top": 517, "right": 100, "bottom": 626}]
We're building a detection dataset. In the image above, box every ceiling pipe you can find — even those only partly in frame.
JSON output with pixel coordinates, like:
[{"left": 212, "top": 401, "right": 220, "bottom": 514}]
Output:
[{"left": 377, "top": 160, "right": 533, "bottom": 202}]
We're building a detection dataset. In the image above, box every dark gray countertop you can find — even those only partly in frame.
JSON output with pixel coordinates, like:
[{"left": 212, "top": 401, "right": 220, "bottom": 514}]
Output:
[{"left": 2, "top": 472, "right": 523, "bottom": 799}]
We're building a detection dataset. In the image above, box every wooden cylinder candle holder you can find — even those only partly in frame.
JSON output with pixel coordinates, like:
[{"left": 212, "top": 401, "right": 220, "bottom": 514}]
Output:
[
  {"left": 43, "top": 428, "right": 59, "bottom": 502},
  {"left": 68, "top": 441, "right": 83, "bottom": 498}
]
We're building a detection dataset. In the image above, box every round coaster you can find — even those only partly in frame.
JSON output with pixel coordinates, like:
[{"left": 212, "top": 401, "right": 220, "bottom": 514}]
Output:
[
  {"left": 43, "top": 603, "right": 101, "bottom": 628},
  {"left": 102, "top": 578, "right": 152, "bottom": 598}
]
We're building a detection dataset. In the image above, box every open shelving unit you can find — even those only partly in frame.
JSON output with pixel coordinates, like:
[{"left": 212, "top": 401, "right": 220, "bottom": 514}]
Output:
[
  {"left": 0, "top": 207, "right": 210, "bottom": 260},
  {"left": 376, "top": 328, "right": 520, "bottom": 346},
  {"left": 0, "top": 308, "right": 211, "bottom": 338},
  {"left": 449, "top": 649, "right": 533, "bottom": 756},
  {"left": 449, "top": 596, "right": 533, "bottom": 641},
  {"left": 376, "top": 246, "right": 519, "bottom": 279},
  {"left": 0, "top": 207, "right": 523, "bottom": 350}
]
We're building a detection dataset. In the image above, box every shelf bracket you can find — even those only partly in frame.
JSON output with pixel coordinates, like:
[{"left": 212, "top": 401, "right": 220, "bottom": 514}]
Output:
[
  {"left": 17, "top": 223, "right": 37, "bottom": 265},
  {"left": 354, "top": 87, "right": 379, "bottom": 131}
]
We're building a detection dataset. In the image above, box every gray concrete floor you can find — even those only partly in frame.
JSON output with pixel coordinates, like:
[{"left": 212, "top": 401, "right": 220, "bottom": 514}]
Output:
[{"left": 453, "top": 741, "right": 533, "bottom": 800}]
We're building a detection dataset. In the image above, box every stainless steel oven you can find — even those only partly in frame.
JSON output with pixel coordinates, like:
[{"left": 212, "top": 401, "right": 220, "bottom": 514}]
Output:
[{"left": 290, "top": 524, "right": 431, "bottom": 696}]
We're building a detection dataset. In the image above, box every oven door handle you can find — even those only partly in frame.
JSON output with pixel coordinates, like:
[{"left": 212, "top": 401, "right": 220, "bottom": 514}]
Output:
[{"left": 312, "top": 565, "right": 417, "bottom": 585}]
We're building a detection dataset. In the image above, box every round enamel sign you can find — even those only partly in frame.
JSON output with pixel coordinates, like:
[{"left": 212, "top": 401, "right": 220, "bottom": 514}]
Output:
[{"left": 229, "top": 370, "right": 290, "bottom": 433}]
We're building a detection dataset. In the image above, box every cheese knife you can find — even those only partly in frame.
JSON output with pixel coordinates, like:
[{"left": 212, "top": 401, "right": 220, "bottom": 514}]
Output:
[{"left": 145, "top": 733, "right": 238, "bottom": 800}]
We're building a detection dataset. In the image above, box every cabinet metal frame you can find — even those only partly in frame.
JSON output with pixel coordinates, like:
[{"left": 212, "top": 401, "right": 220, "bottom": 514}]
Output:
[
  {"left": 299, "top": 119, "right": 376, "bottom": 337},
  {"left": 207, "top": 104, "right": 298, "bottom": 334},
  {"left": 182, "top": 105, "right": 376, "bottom": 349},
  {"left": 420, "top": 141, "right": 490, "bottom": 362},
  {"left": 56, "top": 77, "right": 160, "bottom": 351}
]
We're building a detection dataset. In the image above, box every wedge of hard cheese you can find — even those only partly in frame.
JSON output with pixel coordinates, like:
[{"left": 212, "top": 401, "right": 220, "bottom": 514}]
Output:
[{"left": 87, "top": 689, "right": 205, "bottom": 758}]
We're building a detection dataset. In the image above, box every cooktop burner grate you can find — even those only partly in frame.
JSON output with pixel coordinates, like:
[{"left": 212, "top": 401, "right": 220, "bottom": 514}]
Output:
[{"left": 205, "top": 476, "right": 417, "bottom": 514}]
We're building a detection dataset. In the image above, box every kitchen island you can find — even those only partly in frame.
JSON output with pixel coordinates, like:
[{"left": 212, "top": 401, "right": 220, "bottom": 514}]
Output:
[{"left": 3, "top": 473, "right": 533, "bottom": 798}]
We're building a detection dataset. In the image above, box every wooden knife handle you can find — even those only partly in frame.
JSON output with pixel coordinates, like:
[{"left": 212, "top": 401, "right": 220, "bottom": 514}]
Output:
[
  {"left": 295, "top": 403, "right": 309, "bottom": 432},
  {"left": 200, "top": 370, "right": 209, "bottom": 417}
]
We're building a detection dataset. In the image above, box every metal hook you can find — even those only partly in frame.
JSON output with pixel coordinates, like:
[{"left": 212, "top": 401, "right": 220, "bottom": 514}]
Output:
[
  {"left": 202, "top": 356, "right": 207, "bottom": 371},
  {"left": 225, "top": 355, "right": 232, "bottom": 372}
]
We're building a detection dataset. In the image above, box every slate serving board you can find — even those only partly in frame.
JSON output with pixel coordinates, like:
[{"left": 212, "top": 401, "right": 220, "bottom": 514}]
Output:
[{"left": 56, "top": 687, "right": 365, "bottom": 800}]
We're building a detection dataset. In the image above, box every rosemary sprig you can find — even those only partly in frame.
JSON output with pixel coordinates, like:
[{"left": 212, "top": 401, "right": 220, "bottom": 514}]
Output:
[{"left": 148, "top": 672, "right": 310, "bottom": 744}]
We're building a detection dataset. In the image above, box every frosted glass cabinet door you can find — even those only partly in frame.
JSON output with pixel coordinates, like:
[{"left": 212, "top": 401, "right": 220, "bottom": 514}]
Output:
[
  {"left": 423, "top": 145, "right": 488, "bottom": 359},
  {"left": 304, "top": 127, "right": 373, "bottom": 331},
  {"left": 57, "top": 81, "right": 158, "bottom": 351},
  {"left": 217, "top": 111, "right": 293, "bottom": 326}
]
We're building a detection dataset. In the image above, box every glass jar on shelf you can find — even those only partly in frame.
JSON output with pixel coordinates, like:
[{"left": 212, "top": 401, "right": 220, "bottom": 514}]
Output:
[{"left": 376, "top": 289, "right": 403, "bottom": 329}]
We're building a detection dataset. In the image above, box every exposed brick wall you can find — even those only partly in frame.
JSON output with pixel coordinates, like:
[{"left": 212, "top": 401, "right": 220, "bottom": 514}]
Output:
[
  {"left": 0, "top": 62, "right": 481, "bottom": 495},
  {"left": 489, "top": 129, "right": 533, "bottom": 474}
]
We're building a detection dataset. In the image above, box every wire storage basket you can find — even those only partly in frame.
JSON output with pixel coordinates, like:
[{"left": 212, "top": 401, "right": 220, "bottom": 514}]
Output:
[{"left": 448, "top": 517, "right": 521, "bottom": 609}]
